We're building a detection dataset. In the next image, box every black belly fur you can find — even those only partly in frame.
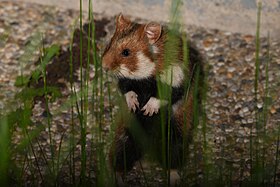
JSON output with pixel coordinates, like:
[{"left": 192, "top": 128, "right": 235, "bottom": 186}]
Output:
[{"left": 117, "top": 77, "right": 187, "bottom": 169}]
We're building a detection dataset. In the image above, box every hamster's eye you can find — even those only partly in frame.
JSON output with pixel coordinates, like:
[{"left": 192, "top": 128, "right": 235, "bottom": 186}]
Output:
[{"left": 121, "top": 49, "right": 130, "bottom": 57}]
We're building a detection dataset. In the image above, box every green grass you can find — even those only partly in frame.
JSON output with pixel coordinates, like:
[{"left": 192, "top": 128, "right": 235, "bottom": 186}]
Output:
[
  {"left": 251, "top": 1, "right": 262, "bottom": 184},
  {"left": 0, "top": 0, "right": 279, "bottom": 186},
  {"left": 0, "top": 117, "right": 9, "bottom": 186}
]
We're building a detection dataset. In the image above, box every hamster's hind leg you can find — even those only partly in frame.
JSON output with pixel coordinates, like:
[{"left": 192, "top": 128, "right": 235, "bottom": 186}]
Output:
[{"left": 109, "top": 125, "right": 142, "bottom": 173}]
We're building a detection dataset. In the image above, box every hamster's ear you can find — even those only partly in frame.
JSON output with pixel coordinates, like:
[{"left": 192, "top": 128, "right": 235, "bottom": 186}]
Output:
[
  {"left": 116, "top": 13, "right": 131, "bottom": 30},
  {"left": 144, "top": 22, "right": 162, "bottom": 44}
]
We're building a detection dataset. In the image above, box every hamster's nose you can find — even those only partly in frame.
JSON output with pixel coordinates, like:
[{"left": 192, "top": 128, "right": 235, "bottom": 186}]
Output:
[{"left": 102, "top": 54, "right": 113, "bottom": 72}]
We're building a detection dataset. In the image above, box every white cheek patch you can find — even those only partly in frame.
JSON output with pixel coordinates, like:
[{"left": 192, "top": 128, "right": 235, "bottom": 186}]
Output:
[
  {"left": 135, "top": 52, "right": 156, "bottom": 79},
  {"left": 119, "top": 52, "right": 155, "bottom": 79},
  {"left": 160, "top": 64, "right": 184, "bottom": 87},
  {"left": 119, "top": 64, "right": 131, "bottom": 78}
]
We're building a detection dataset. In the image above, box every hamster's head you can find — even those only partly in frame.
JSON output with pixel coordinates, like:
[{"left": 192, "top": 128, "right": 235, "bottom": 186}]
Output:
[{"left": 102, "top": 14, "right": 162, "bottom": 79}]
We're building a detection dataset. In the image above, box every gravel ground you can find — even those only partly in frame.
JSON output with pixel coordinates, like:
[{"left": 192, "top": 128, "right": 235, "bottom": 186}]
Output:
[{"left": 0, "top": 1, "right": 280, "bottom": 186}]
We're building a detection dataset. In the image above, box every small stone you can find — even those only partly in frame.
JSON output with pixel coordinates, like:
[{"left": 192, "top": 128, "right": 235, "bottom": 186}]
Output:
[
  {"left": 54, "top": 134, "right": 61, "bottom": 141},
  {"left": 5, "top": 52, "right": 13, "bottom": 59},
  {"left": 225, "top": 128, "right": 234, "bottom": 133},
  {"left": 217, "top": 62, "right": 224, "bottom": 67},
  {"left": 86, "top": 134, "right": 93, "bottom": 139},
  {"left": 216, "top": 55, "right": 225, "bottom": 62},
  {"left": 243, "top": 107, "right": 249, "bottom": 113},
  {"left": 243, "top": 35, "right": 254, "bottom": 43},
  {"left": 227, "top": 72, "right": 233, "bottom": 78},
  {"left": 228, "top": 67, "right": 236, "bottom": 73},
  {"left": 230, "top": 85, "right": 239, "bottom": 92},
  {"left": 235, "top": 103, "right": 242, "bottom": 110},
  {"left": 221, "top": 102, "right": 229, "bottom": 107},
  {"left": 270, "top": 106, "right": 277, "bottom": 114},
  {"left": 213, "top": 37, "right": 220, "bottom": 42},
  {"left": 207, "top": 52, "right": 215, "bottom": 57},
  {"left": 214, "top": 103, "right": 220, "bottom": 107},
  {"left": 257, "top": 103, "right": 263, "bottom": 109},
  {"left": 247, "top": 118, "right": 254, "bottom": 124},
  {"left": 224, "top": 31, "right": 232, "bottom": 36},
  {"left": 230, "top": 39, "right": 242, "bottom": 48},
  {"left": 203, "top": 38, "right": 213, "bottom": 51},
  {"left": 245, "top": 54, "right": 254, "bottom": 62},
  {"left": 239, "top": 107, "right": 249, "bottom": 117}
]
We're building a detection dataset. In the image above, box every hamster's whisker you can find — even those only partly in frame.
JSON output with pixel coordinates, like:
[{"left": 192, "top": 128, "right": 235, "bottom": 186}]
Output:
[
  {"left": 119, "top": 67, "right": 131, "bottom": 74},
  {"left": 114, "top": 70, "right": 125, "bottom": 78}
]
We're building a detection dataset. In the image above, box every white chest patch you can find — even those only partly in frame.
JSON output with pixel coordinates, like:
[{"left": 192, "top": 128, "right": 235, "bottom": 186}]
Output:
[
  {"left": 152, "top": 45, "right": 159, "bottom": 54},
  {"left": 119, "top": 52, "right": 155, "bottom": 79},
  {"left": 159, "top": 64, "right": 184, "bottom": 87}
]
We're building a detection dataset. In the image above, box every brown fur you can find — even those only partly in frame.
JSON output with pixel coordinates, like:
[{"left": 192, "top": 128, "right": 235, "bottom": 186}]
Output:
[
  {"left": 103, "top": 14, "right": 203, "bottom": 176},
  {"left": 103, "top": 18, "right": 155, "bottom": 76}
]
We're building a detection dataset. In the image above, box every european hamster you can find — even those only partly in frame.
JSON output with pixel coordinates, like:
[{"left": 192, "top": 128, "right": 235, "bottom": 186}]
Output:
[{"left": 102, "top": 13, "right": 203, "bottom": 180}]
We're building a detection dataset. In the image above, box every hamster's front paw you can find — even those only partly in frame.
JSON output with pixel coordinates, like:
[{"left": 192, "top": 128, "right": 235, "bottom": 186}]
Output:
[
  {"left": 125, "top": 91, "right": 139, "bottom": 112},
  {"left": 141, "top": 97, "right": 160, "bottom": 116}
]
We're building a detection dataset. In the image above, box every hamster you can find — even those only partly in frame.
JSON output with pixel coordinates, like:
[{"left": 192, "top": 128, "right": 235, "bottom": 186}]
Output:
[{"left": 102, "top": 13, "right": 203, "bottom": 182}]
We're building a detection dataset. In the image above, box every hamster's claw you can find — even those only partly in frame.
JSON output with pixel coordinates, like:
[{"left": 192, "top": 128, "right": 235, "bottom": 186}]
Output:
[
  {"left": 125, "top": 91, "right": 139, "bottom": 112},
  {"left": 141, "top": 97, "right": 160, "bottom": 116}
]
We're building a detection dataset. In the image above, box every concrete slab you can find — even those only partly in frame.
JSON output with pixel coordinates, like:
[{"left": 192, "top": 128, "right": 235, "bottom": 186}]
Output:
[{"left": 6, "top": 0, "right": 280, "bottom": 39}]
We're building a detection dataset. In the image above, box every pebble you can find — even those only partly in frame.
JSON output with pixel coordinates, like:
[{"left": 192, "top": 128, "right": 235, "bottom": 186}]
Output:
[
  {"left": 217, "top": 62, "right": 225, "bottom": 67},
  {"left": 247, "top": 118, "right": 254, "bottom": 124},
  {"left": 239, "top": 107, "right": 249, "bottom": 117},
  {"left": 245, "top": 54, "right": 254, "bottom": 62},
  {"left": 228, "top": 67, "right": 236, "bottom": 72},
  {"left": 235, "top": 103, "right": 242, "bottom": 110},
  {"left": 257, "top": 103, "right": 263, "bottom": 109},
  {"left": 270, "top": 106, "right": 277, "bottom": 114}
]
